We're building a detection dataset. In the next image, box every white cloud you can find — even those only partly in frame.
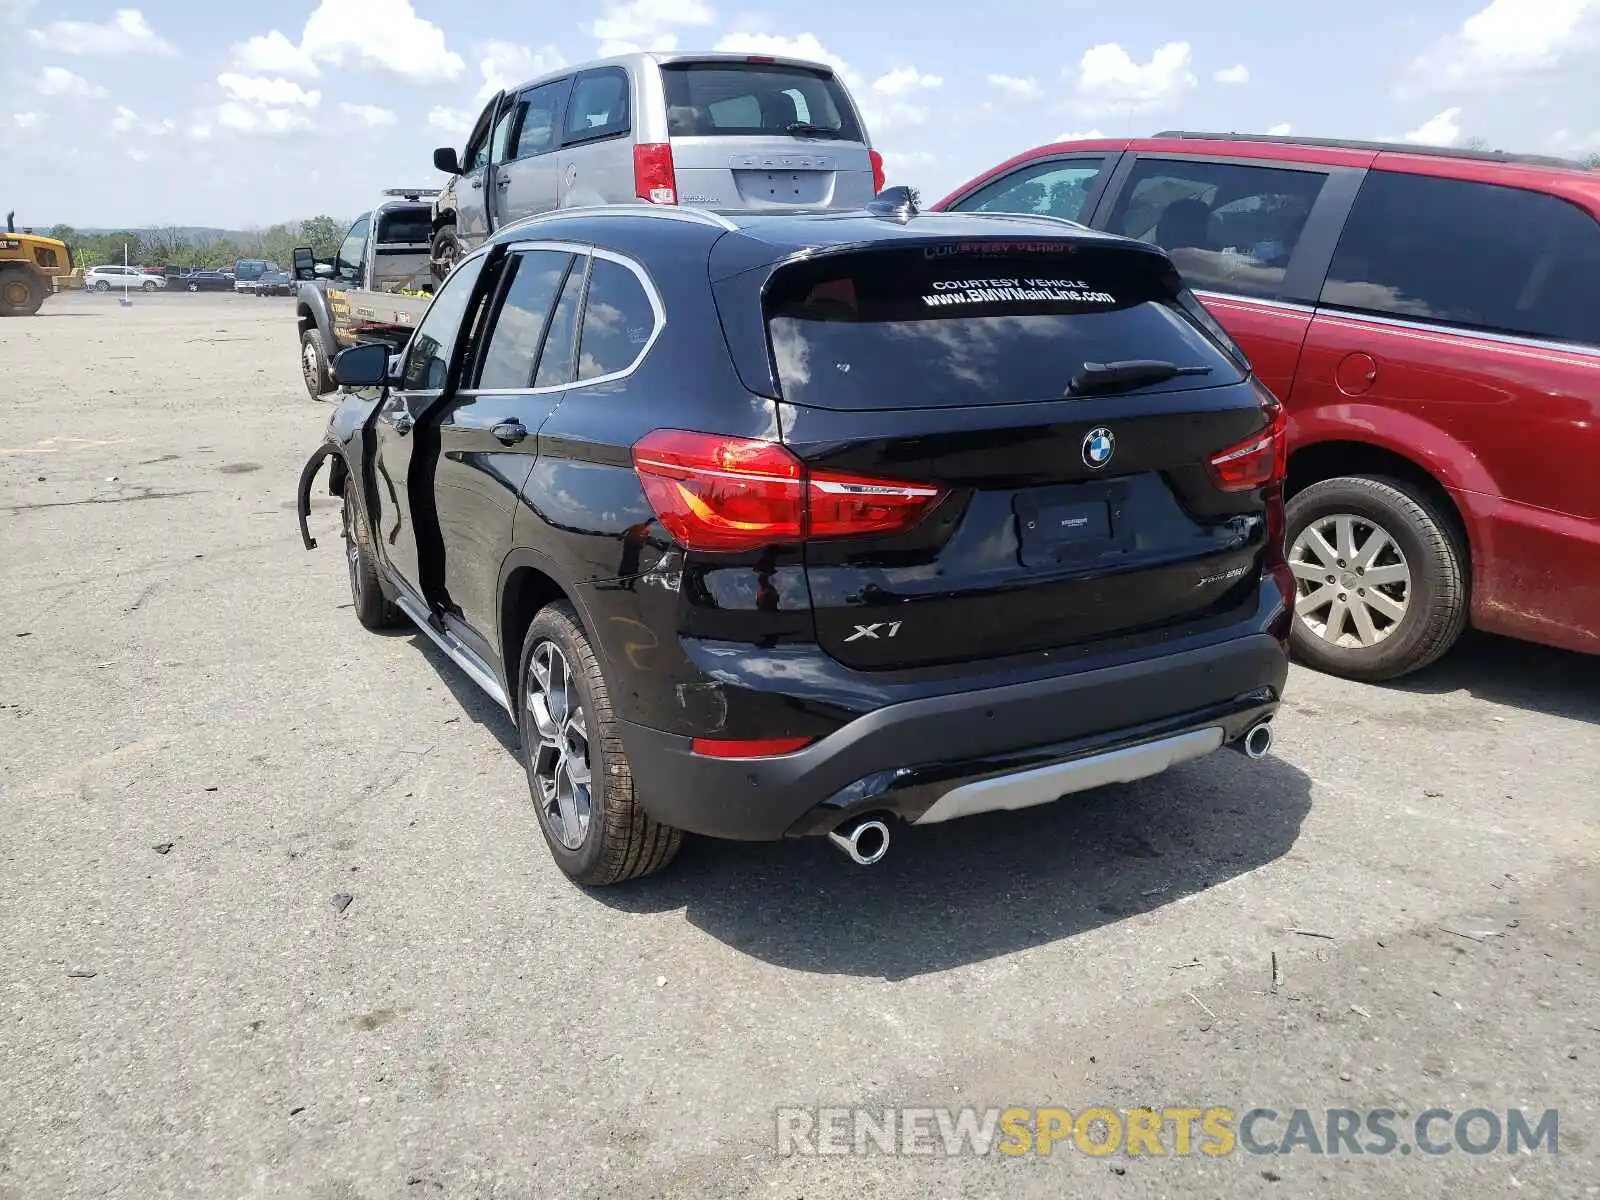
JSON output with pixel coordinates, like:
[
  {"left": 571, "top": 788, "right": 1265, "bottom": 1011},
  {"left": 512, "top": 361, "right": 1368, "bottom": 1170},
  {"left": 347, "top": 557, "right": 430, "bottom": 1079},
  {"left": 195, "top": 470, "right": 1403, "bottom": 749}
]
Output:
[
  {"left": 340, "top": 102, "right": 397, "bottom": 127},
  {"left": 1075, "top": 41, "right": 1196, "bottom": 113},
  {"left": 1214, "top": 63, "right": 1250, "bottom": 84},
  {"left": 36, "top": 67, "right": 107, "bottom": 99},
  {"left": 987, "top": 73, "right": 1041, "bottom": 98},
  {"left": 592, "top": 0, "right": 713, "bottom": 57},
  {"left": 111, "top": 104, "right": 139, "bottom": 132},
  {"left": 230, "top": 0, "right": 464, "bottom": 87},
  {"left": 7, "top": 111, "right": 44, "bottom": 129},
  {"left": 1266, "top": 122, "right": 1293, "bottom": 135},
  {"left": 216, "top": 102, "right": 312, "bottom": 135},
  {"left": 476, "top": 40, "right": 565, "bottom": 101},
  {"left": 26, "top": 8, "right": 176, "bottom": 56},
  {"left": 229, "top": 31, "right": 318, "bottom": 77},
  {"left": 217, "top": 74, "right": 320, "bottom": 108},
  {"left": 873, "top": 66, "right": 944, "bottom": 95},
  {"left": 1401, "top": 106, "right": 1464, "bottom": 146},
  {"left": 427, "top": 105, "right": 474, "bottom": 135},
  {"left": 1055, "top": 128, "right": 1106, "bottom": 141},
  {"left": 1403, "top": 0, "right": 1600, "bottom": 92}
]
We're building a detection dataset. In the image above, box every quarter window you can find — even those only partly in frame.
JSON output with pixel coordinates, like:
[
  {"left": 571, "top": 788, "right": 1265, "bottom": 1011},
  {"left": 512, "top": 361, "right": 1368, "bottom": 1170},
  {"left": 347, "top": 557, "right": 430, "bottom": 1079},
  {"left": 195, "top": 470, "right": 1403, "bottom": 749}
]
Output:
[
  {"left": 400, "top": 253, "right": 488, "bottom": 391},
  {"left": 564, "top": 70, "right": 629, "bottom": 143},
  {"left": 577, "top": 258, "right": 657, "bottom": 381},
  {"left": 475, "top": 250, "right": 575, "bottom": 390},
  {"left": 952, "top": 158, "right": 1107, "bottom": 223},
  {"left": 1321, "top": 171, "right": 1600, "bottom": 345},
  {"left": 1106, "top": 158, "right": 1329, "bottom": 299},
  {"left": 533, "top": 257, "right": 588, "bottom": 388}
]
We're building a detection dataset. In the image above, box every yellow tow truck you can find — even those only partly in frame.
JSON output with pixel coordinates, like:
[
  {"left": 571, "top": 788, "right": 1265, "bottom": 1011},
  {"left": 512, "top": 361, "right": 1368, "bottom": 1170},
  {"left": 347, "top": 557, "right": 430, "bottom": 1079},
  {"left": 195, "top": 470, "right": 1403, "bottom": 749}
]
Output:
[{"left": 0, "top": 211, "right": 73, "bottom": 316}]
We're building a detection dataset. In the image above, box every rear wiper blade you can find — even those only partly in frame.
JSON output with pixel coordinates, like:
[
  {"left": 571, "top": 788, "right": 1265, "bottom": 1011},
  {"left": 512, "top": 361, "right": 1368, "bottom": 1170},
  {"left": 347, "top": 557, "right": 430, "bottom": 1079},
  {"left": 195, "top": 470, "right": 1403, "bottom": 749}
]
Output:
[
  {"left": 1068, "top": 359, "right": 1214, "bottom": 395},
  {"left": 785, "top": 122, "right": 847, "bottom": 140}
]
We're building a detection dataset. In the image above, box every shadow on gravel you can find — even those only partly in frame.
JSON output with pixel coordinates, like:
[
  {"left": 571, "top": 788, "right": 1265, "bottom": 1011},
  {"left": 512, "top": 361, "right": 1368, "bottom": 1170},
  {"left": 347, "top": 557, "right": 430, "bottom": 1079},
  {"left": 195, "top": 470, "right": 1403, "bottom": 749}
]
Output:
[
  {"left": 594, "top": 750, "right": 1312, "bottom": 980},
  {"left": 409, "top": 633, "right": 521, "bottom": 756},
  {"left": 1383, "top": 631, "right": 1600, "bottom": 725}
]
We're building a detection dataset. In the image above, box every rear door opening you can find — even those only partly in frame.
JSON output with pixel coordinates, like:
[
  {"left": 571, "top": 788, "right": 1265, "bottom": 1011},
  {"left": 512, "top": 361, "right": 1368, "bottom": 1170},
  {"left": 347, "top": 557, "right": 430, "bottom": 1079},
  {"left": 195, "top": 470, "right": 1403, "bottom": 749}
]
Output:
[
  {"left": 658, "top": 60, "right": 878, "bottom": 209},
  {"left": 758, "top": 241, "right": 1284, "bottom": 670}
]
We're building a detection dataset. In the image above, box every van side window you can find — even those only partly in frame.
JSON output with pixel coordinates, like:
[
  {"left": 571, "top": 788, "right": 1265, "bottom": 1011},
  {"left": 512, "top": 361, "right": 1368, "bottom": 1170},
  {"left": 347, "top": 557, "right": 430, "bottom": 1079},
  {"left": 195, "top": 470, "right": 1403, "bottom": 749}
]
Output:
[
  {"left": 576, "top": 258, "right": 657, "bottom": 381},
  {"left": 474, "top": 250, "right": 575, "bottom": 390},
  {"left": 563, "top": 69, "right": 629, "bottom": 144},
  {"left": 950, "top": 157, "right": 1108, "bottom": 223},
  {"left": 511, "top": 82, "right": 565, "bottom": 160},
  {"left": 1106, "top": 158, "right": 1329, "bottom": 299},
  {"left": 1321, "top": 171, "right": 1600, "bottom": 346}
]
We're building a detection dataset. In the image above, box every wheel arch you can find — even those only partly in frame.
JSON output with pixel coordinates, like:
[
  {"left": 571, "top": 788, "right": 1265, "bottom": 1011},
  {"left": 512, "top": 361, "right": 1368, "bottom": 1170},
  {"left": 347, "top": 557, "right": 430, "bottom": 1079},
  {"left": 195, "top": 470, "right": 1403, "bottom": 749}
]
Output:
[
  {"left": 496, "top": 548, "right": 594, "bottom": 717},
  {"left": 1286, "top": 438, "right": 1472, "bottom": 564}
]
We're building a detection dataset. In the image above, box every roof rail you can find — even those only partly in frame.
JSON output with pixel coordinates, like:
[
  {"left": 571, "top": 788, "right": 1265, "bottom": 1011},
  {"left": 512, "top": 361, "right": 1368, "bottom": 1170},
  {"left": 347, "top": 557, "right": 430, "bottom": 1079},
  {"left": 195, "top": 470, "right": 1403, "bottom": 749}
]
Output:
[
  {"left": 497, "top": 203, "right": 740, "bottom": 234},
  {"left": 1149, "top": 131, "right": 1586, "bottom": 170}
]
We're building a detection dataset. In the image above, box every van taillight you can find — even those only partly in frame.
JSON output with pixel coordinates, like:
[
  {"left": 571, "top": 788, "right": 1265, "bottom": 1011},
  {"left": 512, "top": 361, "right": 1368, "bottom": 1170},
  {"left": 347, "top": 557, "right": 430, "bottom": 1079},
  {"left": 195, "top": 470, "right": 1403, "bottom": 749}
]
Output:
[
  {"left": 1207, "top": 403, "right": 1287, "bottom": 492},
  {"left": 631, "top": 429, "right": 945, "bottom": 551},
  {"left": 633, "top": 143, "right": 677, "bottom": 205},
  {"left": 869, "top": 149, "right": 886, "bottom": 194}
]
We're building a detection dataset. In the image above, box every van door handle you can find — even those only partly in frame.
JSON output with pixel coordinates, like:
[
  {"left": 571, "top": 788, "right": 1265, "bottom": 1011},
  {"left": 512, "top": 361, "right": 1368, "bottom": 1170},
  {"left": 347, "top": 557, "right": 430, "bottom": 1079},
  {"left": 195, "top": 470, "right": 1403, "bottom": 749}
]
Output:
[
  {"left": 492, "top": 420, "right": 527, "bottom": 445},
  {"left": 496, "top": 176, "right": 510, "bottom": 189},
  {"left": 470, "top": 177, "right": 484, "bottom": 190}
]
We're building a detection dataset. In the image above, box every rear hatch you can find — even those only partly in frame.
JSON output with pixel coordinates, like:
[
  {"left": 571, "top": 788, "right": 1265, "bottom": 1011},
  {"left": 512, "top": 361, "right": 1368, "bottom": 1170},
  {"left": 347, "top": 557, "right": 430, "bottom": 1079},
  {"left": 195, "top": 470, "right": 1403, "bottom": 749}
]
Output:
[
  {"left": 752, "top": 240, "right": 1283, "bottom": 671},
  {"left": 371, "top": 204, "right": 432, "bottom": 292},
  {"left": 658, "top": 59, "right": 877, "bottom": 210}
]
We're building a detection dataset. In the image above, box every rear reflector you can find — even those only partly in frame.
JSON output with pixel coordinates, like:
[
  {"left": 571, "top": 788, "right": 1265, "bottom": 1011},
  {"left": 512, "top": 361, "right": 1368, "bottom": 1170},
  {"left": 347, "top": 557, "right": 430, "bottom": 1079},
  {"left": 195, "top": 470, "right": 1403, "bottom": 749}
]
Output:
[
  {"left": 632, "top": 428, "right": 946, "bottom": 551},
  {"left": 869, "top": 149, "right": 886, "bottom": 195},
  {"left": 1207, "top": 403, "right": 1287, "bottom": 492},
  {"left": 633, "top": 143, "right": 677, "bottom": 205},
  {"left": 691, "top": 735, "right": 813, "bottom": 758}
]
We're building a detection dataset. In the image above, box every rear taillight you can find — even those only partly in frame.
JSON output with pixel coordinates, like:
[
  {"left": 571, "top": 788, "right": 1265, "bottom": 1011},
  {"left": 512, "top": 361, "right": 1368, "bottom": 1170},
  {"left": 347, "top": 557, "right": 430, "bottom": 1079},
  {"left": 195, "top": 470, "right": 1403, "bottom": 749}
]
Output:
[
  {"left": 631, "top": 429, "right": 945, "bottom": 552},
  {"left": 633, "top": 143, "right": 677, "bottom": 205},
  {"left": 1207, "top": 403, "right": 1287, "bottom": 492},
  {"left": 869, "top": 149, "right": 886, "bottom": 195}
]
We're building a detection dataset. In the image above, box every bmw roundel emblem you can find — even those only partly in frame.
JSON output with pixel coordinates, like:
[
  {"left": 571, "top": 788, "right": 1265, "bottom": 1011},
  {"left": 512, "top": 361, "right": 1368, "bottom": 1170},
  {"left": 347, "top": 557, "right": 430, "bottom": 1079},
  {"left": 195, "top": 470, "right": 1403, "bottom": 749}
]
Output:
[{"left": 1082, "top": 427, "right": 1115, "bottom": 469}]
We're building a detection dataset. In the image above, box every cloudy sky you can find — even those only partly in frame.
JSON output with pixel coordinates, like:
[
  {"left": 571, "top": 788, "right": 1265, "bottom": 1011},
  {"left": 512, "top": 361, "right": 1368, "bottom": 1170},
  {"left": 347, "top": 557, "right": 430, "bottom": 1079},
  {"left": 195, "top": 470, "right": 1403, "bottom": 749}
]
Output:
[{"left": 1, "top": 0, "right": 1596, "bottom": 228}]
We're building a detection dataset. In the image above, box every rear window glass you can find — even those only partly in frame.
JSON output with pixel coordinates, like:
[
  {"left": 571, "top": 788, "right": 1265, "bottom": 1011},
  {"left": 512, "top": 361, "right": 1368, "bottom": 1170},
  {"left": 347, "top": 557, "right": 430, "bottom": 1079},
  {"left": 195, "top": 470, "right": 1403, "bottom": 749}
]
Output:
[
  {"left": 661, "top": 62, "right": 861, "bottom": 141},
  {"left": 765, "top": 246, "right": 1244, "bottom": 410},
  {"left": 376, "top": 208, "right": 431, "bottom": 245}
]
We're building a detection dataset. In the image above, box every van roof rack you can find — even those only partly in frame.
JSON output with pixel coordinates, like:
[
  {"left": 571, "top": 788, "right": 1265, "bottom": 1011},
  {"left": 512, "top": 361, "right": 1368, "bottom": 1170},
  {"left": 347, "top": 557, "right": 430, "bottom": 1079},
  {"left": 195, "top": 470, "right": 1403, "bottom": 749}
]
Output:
[
  {"left": 382, "top": 188, "right": 441, "bottom": 200},
  {"left": 1149, "top": 131, "right": 1587, "bottom": 171}
]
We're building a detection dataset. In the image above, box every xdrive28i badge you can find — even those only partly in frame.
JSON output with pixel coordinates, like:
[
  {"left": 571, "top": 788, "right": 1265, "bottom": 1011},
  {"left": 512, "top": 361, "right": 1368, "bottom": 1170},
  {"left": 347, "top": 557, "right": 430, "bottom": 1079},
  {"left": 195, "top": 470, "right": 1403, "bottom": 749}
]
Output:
[{"left": 1081, "top": 427, "right": 1115, "bottom": 469}]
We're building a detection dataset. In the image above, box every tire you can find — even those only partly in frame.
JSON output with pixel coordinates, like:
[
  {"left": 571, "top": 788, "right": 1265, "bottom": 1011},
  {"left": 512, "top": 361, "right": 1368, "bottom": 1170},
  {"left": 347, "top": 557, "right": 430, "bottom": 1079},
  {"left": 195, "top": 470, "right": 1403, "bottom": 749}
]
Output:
[
  {"left": 516, "top": 603, "right": 682, "bottom": 886},
  {"left": 300, "top": 328, "right": 334, "bottom": 399},
  {"left": 0, "top": 268, "right": 44, "bottom": 316},
  {"left": 430, "top": 224, "right": 463, "bottom": 282},
  {"left": 142, "top": 280, "right": 157, "bottom": 293},
  {"left": 94, "top": 280, "right": 111, "bottom": 293},
  {"left": 341, "top": 484, "right": 403, "bottom": 631},
  {"left": 188, "top": 283, "right": 199, "bottom": 293},
  {"left": 1284, "top": 475, "right": 1467, "bottom": 682}
]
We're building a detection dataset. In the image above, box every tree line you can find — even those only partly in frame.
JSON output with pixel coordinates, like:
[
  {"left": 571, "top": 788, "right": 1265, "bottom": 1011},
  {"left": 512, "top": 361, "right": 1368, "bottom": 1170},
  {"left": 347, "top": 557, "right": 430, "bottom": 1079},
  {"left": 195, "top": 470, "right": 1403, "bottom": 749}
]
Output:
[{"left": 40, "top": 216, "right": 350, "bottom": 270}]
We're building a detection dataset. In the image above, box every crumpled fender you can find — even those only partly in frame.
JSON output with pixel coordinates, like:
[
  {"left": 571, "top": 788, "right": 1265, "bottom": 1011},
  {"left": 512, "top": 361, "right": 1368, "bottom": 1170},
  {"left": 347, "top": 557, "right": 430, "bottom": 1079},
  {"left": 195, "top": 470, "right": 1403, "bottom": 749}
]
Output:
[{"left": 296, "top": 442, "right": 346, "bottom": 549}]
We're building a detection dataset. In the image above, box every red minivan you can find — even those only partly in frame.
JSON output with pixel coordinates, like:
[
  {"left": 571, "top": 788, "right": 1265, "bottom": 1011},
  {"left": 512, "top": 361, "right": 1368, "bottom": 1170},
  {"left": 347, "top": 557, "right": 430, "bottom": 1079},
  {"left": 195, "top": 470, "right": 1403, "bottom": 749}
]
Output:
[{"left": 935, "top": 132, "right": 1600, "bottom": 681}]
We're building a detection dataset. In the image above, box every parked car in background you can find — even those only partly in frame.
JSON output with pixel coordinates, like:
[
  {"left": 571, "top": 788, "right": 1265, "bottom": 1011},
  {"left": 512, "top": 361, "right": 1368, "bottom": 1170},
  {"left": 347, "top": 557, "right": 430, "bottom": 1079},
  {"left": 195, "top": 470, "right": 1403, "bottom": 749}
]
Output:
[
  {"left": 84, "top": 265, "right": 164, "bottom": 293},
  {"left": 298, "top": 199, "right": 1291, "bottom": 884},
  {"left": 233, "top": 259, "right": 282, "bottom": 293},
  {"left": 427, "top": 50, "right": 884, "bottom": 277},
  {"left": 936, "top": 132, "right": 1600, "bottom": 680},
  {"left": 168, "top": 268, "right": 234, "bottom": 292},
  {"left": 253, "top": 266, "right": 294, "bottom": 296}
]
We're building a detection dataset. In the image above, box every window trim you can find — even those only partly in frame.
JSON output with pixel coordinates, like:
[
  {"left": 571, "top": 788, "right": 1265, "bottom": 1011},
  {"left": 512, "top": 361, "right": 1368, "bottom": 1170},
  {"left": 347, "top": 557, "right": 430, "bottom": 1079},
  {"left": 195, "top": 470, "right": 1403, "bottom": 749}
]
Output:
[
  {"left": 560, "top": 67, "right": 631, "bottom": 148},
  {"left": 1091, "top": 151, "right": 1363, "bottom": 305},
  {"left": 458, "top": 241, "right": 666, "bottom": 396},
  {"left": 394, "top": 247, "right": 496, "bottom": 397},
  {"left": 463, "top": 244, "right": 579, "bottom": 391},
  {"left": 944, "top": 153, "right": 1115, "bottom": 221}
]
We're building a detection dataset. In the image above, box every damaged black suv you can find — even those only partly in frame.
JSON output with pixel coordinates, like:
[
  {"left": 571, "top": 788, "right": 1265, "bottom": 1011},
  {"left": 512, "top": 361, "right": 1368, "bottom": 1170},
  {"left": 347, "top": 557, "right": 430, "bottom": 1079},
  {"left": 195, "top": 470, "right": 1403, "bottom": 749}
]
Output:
[{"left": 298, "top": 197, "right": 1292, "bottom": 886}]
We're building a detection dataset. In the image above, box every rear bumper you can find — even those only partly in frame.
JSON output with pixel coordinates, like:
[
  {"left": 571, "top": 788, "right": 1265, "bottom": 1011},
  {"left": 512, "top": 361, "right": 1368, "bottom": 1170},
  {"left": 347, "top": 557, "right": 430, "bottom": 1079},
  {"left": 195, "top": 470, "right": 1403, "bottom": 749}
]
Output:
[{"left": 616, "top": 629, "right": 1288, "bottom": 841}]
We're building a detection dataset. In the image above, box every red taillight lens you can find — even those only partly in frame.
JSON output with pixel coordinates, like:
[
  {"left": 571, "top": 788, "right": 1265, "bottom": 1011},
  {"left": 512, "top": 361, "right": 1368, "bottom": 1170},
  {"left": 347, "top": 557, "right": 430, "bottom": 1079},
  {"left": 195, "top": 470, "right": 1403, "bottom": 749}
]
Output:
[
  {"left": 869, "top": 149, "right": 886, "bottom": 195},
  {"left": 633, "top": 142, "right": 677, "bottom": 205},
  {"left": 631, "top": 429, "right": 945, "bottom": 552},
  {"left": 1207, "top": 403, "right": 1287, "bottom": 492},
  {"left": 691, "top": 735, "right": 812, "bottom": 758}
]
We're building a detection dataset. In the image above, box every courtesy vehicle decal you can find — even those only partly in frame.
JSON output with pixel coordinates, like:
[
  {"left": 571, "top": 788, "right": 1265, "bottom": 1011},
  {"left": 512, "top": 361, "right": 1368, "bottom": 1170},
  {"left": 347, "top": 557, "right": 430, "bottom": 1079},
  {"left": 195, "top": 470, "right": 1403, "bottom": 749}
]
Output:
[{"left": 922, "top": 279, "right": 1117, "bottom": 307}]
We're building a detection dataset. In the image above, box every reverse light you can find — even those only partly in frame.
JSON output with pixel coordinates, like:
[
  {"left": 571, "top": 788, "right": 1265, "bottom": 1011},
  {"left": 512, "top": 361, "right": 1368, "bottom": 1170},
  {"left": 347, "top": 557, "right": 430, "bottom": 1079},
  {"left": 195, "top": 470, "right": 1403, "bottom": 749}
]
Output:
[
  {"left": 1207, "top": 403, "right": 1288, "bottom": 492},
  {"left": 633, "top": 143, "right": 678, "bottom": 205},
  {"left": 691, "top": 735, "right": 813, "bottom": 758},
  {"left": 869, "top": 149, "right": 886, "bottom": 195},
  {"left": 631, "top": 429, "right": 946, "bottom": 552}
]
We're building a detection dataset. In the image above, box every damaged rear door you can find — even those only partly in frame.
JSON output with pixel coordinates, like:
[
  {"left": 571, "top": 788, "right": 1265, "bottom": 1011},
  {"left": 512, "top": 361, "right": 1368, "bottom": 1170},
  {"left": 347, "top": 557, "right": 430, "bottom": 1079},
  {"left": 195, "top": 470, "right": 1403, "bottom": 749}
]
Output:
[{"left": 367, "top": 251, "right": 490, "bottom": 600}]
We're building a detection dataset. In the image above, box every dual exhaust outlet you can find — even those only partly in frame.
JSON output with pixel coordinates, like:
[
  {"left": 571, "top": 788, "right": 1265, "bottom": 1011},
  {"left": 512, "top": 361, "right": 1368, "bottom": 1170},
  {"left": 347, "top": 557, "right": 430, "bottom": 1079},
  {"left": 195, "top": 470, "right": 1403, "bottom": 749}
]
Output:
[{"left": 825, "top": 720, "right": 1273, "bottom": 867}]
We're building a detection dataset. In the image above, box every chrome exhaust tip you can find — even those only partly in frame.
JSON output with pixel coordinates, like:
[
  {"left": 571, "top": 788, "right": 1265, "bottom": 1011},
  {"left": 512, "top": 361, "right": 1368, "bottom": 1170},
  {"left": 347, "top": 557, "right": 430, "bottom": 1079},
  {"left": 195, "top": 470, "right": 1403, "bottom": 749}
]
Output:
[
  {"left": 827, "top": 816, "right": 891, "bottom": 866},
  {"left": 1240, "top": 720, "right": 1274, "bottom": 759}
]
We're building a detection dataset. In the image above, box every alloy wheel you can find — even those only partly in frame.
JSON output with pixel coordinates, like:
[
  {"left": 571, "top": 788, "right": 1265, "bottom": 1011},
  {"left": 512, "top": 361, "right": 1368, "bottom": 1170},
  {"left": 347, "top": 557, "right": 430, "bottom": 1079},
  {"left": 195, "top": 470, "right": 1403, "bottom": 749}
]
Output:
[
  {"left": 302, "top": 341, "right": 323, "bottom": 393},
  {"left": 525, "top": 641, "right": 593, "bottom": 851},
  {"left": 1289, "top": 512, "right": 1412, "bottom": 648}
]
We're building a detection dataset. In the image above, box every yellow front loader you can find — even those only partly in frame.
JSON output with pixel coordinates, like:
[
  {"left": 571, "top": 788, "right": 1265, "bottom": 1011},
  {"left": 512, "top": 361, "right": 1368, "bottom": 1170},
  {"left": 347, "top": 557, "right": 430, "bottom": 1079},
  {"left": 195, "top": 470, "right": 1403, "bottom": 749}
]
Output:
[{"left": 1, "top": 211, "right": 73, "bottom": 316}]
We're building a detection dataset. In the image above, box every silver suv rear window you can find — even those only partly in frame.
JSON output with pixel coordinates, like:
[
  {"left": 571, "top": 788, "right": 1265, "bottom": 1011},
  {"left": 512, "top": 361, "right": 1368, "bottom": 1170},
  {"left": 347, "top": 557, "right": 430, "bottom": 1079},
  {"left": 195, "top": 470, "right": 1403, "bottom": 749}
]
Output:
[{"left": 661, "top": 62, "right": 862, "bottom": 141}]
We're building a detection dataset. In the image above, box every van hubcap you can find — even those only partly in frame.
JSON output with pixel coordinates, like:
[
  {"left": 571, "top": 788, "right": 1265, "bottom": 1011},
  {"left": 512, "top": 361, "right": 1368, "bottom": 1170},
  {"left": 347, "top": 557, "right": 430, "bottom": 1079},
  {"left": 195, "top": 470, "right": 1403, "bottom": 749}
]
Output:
[
  {"left": 526, "top": 642, "right": 592, "bottom": 850},
  {"left": 1289, "top": 513, "right": 1412, "bottom": 648},
  {"left": 302, "top": 342, "right": 322, "bottom": 389}
]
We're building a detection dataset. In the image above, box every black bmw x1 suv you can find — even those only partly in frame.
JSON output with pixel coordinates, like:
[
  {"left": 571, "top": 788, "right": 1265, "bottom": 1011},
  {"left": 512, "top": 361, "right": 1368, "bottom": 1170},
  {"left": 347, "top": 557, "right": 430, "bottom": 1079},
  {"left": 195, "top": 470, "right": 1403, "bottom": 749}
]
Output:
[{"left": 298, "top": 196, "right": 1292, "bottom": 885}]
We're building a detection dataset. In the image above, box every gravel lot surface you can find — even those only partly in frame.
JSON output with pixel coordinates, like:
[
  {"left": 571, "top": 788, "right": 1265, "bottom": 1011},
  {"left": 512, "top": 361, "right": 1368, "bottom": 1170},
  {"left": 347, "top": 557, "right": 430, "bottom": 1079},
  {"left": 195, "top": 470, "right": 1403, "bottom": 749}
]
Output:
[{"left": 3, "top": 292, "right": 1597, "bottom": 1199}]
